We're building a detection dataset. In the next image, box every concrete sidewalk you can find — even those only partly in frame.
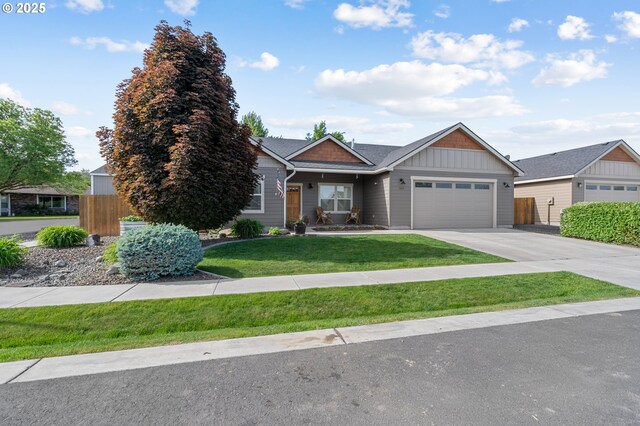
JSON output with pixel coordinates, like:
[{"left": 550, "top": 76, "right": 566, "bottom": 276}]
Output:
[{"left": 3, "top": 296, "right": 640, "bottom": 384}]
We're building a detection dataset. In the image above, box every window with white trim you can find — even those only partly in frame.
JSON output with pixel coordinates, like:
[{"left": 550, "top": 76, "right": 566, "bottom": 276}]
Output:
[
  {"left": 319, "top": 184, "right": 352, "bottom": 213},
  {"left": 627, "top": 186, "right": 638, "bottom": 192},
  {"left": 585, "top": 184, "right": 597, "bottom": 190},
  {"left": 37, "top": 195, "right": 65, "bottom": 209},
  {"left": 243, "top": 179, "right": 264, "bottom": 213}
]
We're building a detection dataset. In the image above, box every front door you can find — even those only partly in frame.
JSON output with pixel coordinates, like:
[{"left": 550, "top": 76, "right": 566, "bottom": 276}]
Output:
[{"left": 286, "top": 185, "right": 301, "bottom": 221}]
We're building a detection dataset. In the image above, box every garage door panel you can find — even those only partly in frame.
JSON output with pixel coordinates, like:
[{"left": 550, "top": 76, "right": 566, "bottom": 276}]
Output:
[
  {"left": 413, "top": 181, "right": 493, "bottom": 229},
  {"left": 585, "top": 183, "right": 640, "bottom": 202}
]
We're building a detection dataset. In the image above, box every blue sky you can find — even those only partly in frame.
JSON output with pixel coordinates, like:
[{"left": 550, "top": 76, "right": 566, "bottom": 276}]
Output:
[{"left": 1, "top": 0, "right": 639, "bottom": 171}]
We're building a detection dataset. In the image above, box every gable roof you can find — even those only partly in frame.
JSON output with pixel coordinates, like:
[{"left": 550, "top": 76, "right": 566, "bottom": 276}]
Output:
[
  {"left": 513, "top": 140, "right": 639, "bottom": 183},
  {"left": 285, "top": 135, "right": 374, "bottom": 165}
]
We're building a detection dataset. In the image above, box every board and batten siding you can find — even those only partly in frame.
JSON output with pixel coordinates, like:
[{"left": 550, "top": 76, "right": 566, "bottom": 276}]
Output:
[
  {"left": 390, "top": 170, "right": 515, "bottom": 228},
  {"left": 237, "top": 155, "right": 286, "bottom": 228},
  {"left": 581, "top": 160, "right": 640, "bottom": 178},
  {"left": 397, "top": 147, "right": 513, "bottom": 174},
  {"left": 362, "top": 173, "right": 390, "bottom": 227},
  {"left": 92, "top": 175, "right": 116, "bottom": 195},
  {"left": 514, "top": 179, "right": 572, "bottom": 225}
]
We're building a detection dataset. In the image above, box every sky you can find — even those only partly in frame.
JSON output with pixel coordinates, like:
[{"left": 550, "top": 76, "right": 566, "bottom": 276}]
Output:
[{"left": 1, "top": 0, "right": 639, "bottom": 171}]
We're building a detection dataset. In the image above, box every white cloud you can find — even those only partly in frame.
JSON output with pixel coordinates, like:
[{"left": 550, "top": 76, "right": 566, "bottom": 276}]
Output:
[
  {"left": 605, "top": 34, "right": 618, "bottom": 43},
  {"left": 508, "top": 18, "right": 529, "bottom": 33},
  {"left": 0, "top": 83, "right": 30, "bottom": 106},
  {"left": 333, "top": 0, "right": 413, "bottom": 30},
  {"left": 65, "top": 0, "right": 104, "bottom": 13},
  {"left": 314, "top": 61, "right": 525, "bottom": 119},
  {"left": 51, "top": 101, "right": 82, "bottom": 116},
  {"left": 532, "top": 50, "right": 609, "bottom": 87},
  {"left": 238, "top": 52, "right": 280, "bottom": 71},
  {"left": 284, "top": 0, "right": 309, "bottom": 9},
  {"left": 434, "top": 4, "right": 450, "bottom": 19},
  {"left": 65, "top": 126, "right": 93, "bottom": 138},
  {"left": 164, "top": 0, "right": 199, "bottom": 16},
  {"left": 613, "top": 11, "right": 640, "bottom": 38},
  {"left": 511, "top": 115, "right": 640, "bottom": 138},
  {"left": 491, "top": 0, "right": 510, "bottom": 3},
  {"left": 70, "top": 36, "right": 149, "bottom": 53},
  {"left": 557, "top": 15, "right": 593, "bottom": 40},
  {"left": 266, "top": 115, "right": 414, "bottom": 134},
  {"left": 410, "top": 31, "right": 534, "bottom": 70}
]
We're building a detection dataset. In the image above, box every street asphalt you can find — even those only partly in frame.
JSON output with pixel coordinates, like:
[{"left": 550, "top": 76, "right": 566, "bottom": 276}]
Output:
[
  {"left": 0, "top": 218, "right": 79, "bottom": 237},
  {"left": 2, "top": 310, "right": 639, "bottom": 425}
]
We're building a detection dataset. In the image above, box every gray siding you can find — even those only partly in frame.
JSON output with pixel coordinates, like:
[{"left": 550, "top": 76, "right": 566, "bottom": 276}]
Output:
[
  {"left": 398, "top": 147, "right": 512, "bottom": 174},
  {"left": 92, "top": 175, "right": 116, "bottom": 195},
  {"left": 362, "top": 173, "right": 390, "bottom": 227},
  {"left": 291, "top": 172, "right": 364, "bottom": 225},
  {"left": 572, "top": 176, "right": 640, "bottom": 204},
  {"left": 389, "top": 170, "right": 515, "bottom": 228},
  {"left": 237, "top": 156, "right": 286, "bottom": 228}
]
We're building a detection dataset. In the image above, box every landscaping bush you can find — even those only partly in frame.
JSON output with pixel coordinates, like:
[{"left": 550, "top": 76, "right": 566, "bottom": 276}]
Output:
[
  {"left": 561, "top": 202, "right": 640, "bottom": 246},
  {"left": 117, "top": 223, "right": 203, "bottom": 281},
  {"left": 36, "top": 226, "right": 88, "bottom": 248},
  {"left": 268, "top": 227, "right": 281, "bottom": 236},
  {"left": 0, "top": 236, "right": 28, "bottom": 269},
  {"left": 120, "top": 215, "right": 144, "bottom": 222},
  {"left": 231, "top": 219, "right": 263, "bottom": 239},
  {"left": 102, "top": 241, "right": 118, "bottom": 265}
]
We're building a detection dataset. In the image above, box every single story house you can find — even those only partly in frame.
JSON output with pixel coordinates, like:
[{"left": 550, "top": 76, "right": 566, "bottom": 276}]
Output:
[
  {"left": 513, "top": 140, "right": 640, "bottom": 225},
  {"left": 90, "top": 122, "right": 523, "bottom": 229},
  {"left": 0, "top": 186, "right": 80, "bottom": 216}
]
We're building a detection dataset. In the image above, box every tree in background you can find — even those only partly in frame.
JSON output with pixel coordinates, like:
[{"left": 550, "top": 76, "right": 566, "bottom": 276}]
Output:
[
  {"left": 241, "top": 111, "right": 269, "bottom": 137},
  {"left": 57, "top": 169, "right": 91, "bottom": 194},
  {"left": 305, "top": 120, "right": 347, "bottom": 143},
  {"left": 0, "top": 98, "right": 77, "bottom": 193},
  {"left": 97, "top": 21, "right": 257, "bottom": 230}
]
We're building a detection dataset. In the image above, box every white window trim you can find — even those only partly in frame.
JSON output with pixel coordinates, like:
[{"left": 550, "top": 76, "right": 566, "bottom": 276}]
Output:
[
  {"left": 242, "top": 178, "right": 265, "bottom": 214},
  {"left": 410, "top": 176, "right": 497, "bottom": 229},
  {"left": 0, "top": 193, "right": 10, "bottom": 217},
  {"left": 318, "top": 183, "right": 354, "bottom": 214},
  {"left": 36, "top": 195, "right": 67, "bottom": 210}
]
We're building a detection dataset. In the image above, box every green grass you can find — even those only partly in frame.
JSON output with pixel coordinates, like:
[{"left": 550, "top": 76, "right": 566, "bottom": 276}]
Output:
[
  {"left": 198, "top": 234, "right": 509, "bottom": 278},
  {"left": 0, "top": 216, "right": 78, "bottom": 221},
  {"left": 0, "top": 272, "right": 637, "bottom": 363}
]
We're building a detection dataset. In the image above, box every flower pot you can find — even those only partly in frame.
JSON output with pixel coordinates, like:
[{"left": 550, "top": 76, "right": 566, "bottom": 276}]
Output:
[
  {"left": 294, "top": 223, "right": 306, "bottom": 235},
  {"left": 286, "top": 223, "right": 295, "bottom": 231},
  {"left": 119, "top": 221, "right": 146, "bottom": 236}
]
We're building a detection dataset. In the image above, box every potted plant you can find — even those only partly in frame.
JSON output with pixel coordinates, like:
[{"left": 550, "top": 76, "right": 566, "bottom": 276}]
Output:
[
  {"left": 285, "top": 218, "right": 296, "bottom": 232},
  {"left": 294, "top": 217, "right": 307, "bottom": 235},
  {"left": 119, "top": 215, "right": 146, "bottom": 236}
]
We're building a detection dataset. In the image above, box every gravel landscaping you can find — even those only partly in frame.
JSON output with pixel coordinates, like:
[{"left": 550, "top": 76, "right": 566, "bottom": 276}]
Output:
[{"left": 0, "top": 236, "right": 222, "bottom": 287}]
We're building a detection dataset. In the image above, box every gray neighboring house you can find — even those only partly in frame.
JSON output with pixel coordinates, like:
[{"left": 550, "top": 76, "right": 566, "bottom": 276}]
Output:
[
  {"left": 90, "top": 122, "right": 523, "bottom": 229},
  {"left": 513, "top": 140, "right": 640, "bottom": 225}
]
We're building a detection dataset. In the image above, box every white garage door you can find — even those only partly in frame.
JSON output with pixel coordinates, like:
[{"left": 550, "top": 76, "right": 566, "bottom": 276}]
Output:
[
  {"left": 413, "top": 181, "right": 493, "bottom": 229},
  {"left": 584, "top": 183, "right": 640, "bottom": 202}
]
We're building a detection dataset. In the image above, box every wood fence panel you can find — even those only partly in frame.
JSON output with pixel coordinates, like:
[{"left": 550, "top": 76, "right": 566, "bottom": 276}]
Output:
[
  {"left": 514, "top": 197, "right": 535, "bottom": 225},
  {"left": 79, "top": 195, "right": 134, "bottom": 236}
]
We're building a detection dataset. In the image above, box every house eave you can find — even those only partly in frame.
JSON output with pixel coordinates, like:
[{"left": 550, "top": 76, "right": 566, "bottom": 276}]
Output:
[{"left": 514, "top": 175, "right": 575, "bottom": 185}]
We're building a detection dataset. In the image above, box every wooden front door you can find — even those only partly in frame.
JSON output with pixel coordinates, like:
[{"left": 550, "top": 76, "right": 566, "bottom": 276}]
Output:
[{"left": 286, "top": 185, "right": 301, "bottom": 221}]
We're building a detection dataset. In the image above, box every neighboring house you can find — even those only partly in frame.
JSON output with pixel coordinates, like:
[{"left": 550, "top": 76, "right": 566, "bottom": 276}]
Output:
[
  {"left": 0, "top": 186, "right": 80, "bottom": 216},
  {"left": 513, "top": 140, "right": 640, "bottom": 225},
  {"left": 90, "top": 123, "right": 522, "bottom": 229}
]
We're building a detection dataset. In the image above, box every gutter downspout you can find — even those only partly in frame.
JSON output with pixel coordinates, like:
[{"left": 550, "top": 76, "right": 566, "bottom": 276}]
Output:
[{"left": 283, "top": 168, "right": 297, "bottom": 227}]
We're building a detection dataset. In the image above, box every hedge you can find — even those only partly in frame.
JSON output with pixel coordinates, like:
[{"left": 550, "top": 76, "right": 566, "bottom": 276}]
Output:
[{"left": 560, "top": 202, "right": 640, "bottom": 246}]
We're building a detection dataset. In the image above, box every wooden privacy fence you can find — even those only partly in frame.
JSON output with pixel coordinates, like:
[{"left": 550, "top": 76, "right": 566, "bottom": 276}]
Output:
[
  {"left": 79, "top": 195, "right": 134, "bottom": 236},
  {"left": 514, "top": 197, "right": 535, "bottom": 225}
]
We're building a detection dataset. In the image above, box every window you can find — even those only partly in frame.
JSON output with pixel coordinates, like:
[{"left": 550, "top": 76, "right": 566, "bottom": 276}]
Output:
[
  {"left": 435, "top": 182, "right": 452, "bottom": 189},
  {"left": 243, "top": 179, "right": 264, "bottom": 213},
  {"left": 319, "top": 184, "right": 352, "bottom": 213},
  {"left": 475, "top": 184, "right": 490, "bottom": 190},
  {"left": 37, "top": 195, "right": 65, "bottom": 209},
  {"left": 0, "top": 194, "right": 8, "bottom": 216},
  {"left": 456, "top": 183, "right": 472, "bottom": 189},
  {"left": 599, "top": 185, "right": 611, "bottom": 190},
  {"left": 628, "top": 186, "right": 638, "bottom": 192},
  {"left": 415, "top": 182, "right": 432, "bottom": 188},
  {"left": 613, "top": 185, "right": 625, "bottom": 191},
  {"left": 585, "top": 184, "right": 598, "bottom": 190}
]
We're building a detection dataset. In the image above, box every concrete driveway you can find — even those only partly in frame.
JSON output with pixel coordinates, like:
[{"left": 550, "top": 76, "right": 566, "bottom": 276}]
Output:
[{"left": 0, "top": 218, "right": 79, "bottom": 237}]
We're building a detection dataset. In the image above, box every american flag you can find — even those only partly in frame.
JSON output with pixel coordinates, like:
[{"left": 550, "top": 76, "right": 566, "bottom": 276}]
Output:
[{"left": 276, "top": 173, "right": 285, "bottom": 199}]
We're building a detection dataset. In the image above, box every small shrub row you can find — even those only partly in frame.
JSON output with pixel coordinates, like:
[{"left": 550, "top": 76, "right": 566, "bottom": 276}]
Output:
[
  {"left": 561, "top": 202, "right": 640, "bottom": 246},
  {"left": 36, "top": 226, "right": 88, "bottom": 248},
  {"left": 102, "top": 242, "right": 118, "bottom": 265},
  {"left": 0, "top": 236, "right": 28, "bottom": 268}
]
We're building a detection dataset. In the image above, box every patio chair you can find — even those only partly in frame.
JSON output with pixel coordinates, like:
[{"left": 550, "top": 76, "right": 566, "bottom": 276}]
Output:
[
  {"left": 345, "top": 207, "right": 361, "bottom": 225},
  {"left": 316, "top": 207, "right": 333, "bottom": 225}
]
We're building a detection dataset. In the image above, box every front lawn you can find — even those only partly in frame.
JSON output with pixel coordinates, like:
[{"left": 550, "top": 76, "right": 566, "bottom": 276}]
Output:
[
  {"left": 0, "top": 216, "right": 79, "bottom": 221},
  {"left": 198, "top": 234, "right": 508, "bottom": 278},
  {"left": 0, "top": 272, "right": 636, "bottom": 362}
]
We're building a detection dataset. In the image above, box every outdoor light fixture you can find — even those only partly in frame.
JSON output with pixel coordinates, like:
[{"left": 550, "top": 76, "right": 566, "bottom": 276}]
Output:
[
  {"left": 400, "top": 178, "right": 406, "bottom": 185},
  {"left": 577, "top": 182, "right": 583, "bottom": 188},
  {"left": 503, "top": 182, "right": 510, "bottom": 188},
  {"left": 308, "top": 183, "right": 313, "bottom": 189}
]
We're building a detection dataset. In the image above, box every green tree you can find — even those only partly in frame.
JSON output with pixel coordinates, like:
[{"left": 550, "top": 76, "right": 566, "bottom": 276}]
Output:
[
  {"left": 305, "top": 120, "right": 346, "bottom": 143},
  {"left": 0, "top": 98, "right": 77, "bottom": 193},
  {"left": 57, "top": 169, "right": 91, "bottom": 194},
  {"left": 97, "top": 21, "right": 257, "bottom": 230},
  {"left": 241, "top": 111, "right": 269, "bottom": 137}
]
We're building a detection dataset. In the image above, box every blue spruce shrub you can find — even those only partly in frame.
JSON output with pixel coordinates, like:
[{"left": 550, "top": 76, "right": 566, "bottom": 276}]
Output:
[{"left": 117, "top": 223, "right": 203, "bottom": 281}]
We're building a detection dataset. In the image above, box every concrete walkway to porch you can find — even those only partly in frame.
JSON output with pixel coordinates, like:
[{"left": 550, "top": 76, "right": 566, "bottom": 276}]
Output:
[{"left": 1, "top": 229, "right": 638, "bottom": 309}]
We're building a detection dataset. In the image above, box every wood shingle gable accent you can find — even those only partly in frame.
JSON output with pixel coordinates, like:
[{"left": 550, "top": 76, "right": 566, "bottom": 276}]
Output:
[
  {"left": 601, "top": 146, "right": 636, "bottom": 163},
  {"left": 290, "top": 139, "right": 365, "bottom": 163},
  {"left": 430, "top": 129, "right": 484, "bottom": 151}
]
